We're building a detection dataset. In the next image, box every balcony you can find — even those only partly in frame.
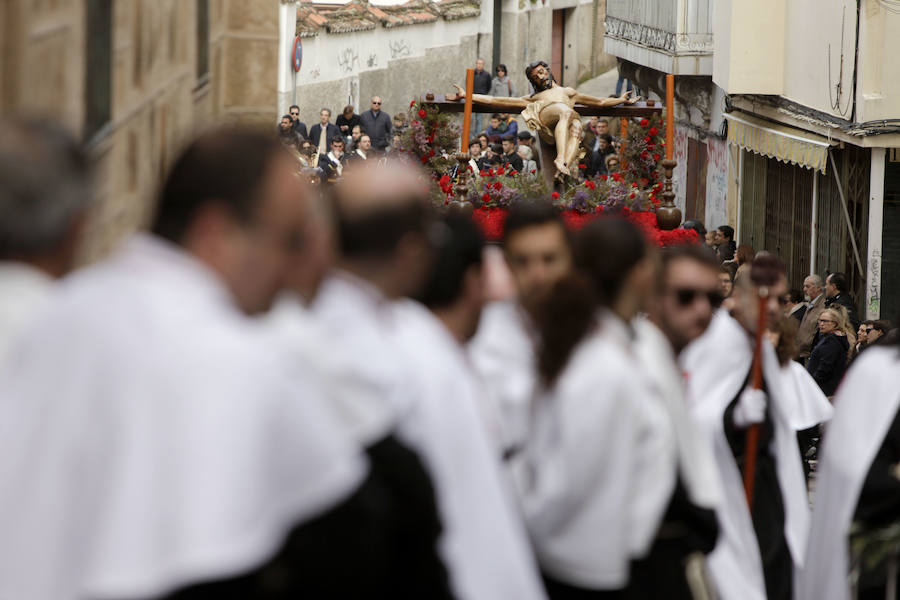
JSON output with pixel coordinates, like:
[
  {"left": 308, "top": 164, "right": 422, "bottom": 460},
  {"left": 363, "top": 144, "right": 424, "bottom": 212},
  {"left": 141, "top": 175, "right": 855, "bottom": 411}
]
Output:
[{"left": 603, "top": 0, "right": 714, "bottom": 76}]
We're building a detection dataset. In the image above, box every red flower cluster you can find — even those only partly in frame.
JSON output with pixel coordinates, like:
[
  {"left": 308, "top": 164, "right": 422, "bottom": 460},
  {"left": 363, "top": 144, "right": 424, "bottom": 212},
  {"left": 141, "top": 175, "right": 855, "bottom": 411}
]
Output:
[
  {"left": 472, "top": 207, "right": 509, "bottom": 241},
  {"left": 418, "top": 109, "right": 427, "bottom": 119},
  {"left": 640, "top": 118, "right": 650, "bottom": 128},
  {"left": 584, "top": 180, "right": 596, "bottom": 190},
  {"left": 439, "top": 175, "right": 453, "bottom": 195}
]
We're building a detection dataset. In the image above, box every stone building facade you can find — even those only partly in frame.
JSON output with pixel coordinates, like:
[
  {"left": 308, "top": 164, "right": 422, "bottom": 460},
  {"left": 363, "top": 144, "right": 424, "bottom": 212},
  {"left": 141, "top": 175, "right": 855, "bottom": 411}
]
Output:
[{"left": 1, "top": 0, "right": 280, "bottom": 260}]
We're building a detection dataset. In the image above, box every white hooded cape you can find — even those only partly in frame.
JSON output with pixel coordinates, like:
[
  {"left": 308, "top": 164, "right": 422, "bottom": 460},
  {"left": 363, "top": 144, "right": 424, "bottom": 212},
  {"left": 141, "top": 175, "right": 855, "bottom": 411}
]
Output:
[
  {"left": 468, "top": 300, "right": 539, "bottom": 453},
  {"left": 390, "top": 300, "right": 548, "bottom": 600},
  {"left": 798, "top": 347, "right": 900, "bottom": 600},
  {"left": 780, "top": 360, "right": 834, "bottom": 431},
  {"left": 680, "top": 310, "right": 810, "bottom": 600},
  {"left": 514, "top": 311, "right": 673, "bottom": 589},
  {"left": 632, "top": 317, "right": 723, "bottom": 512},
  {"left": 0, "top": 235, "right": 365, "bottom": 600}
]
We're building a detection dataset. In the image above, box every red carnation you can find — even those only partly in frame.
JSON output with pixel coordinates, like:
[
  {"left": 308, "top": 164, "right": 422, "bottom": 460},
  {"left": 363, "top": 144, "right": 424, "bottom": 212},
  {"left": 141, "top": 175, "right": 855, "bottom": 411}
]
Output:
[
  {"left": 653, "top": 153, "right": 661, "bottom": 161},
  {"left": 600, "top": 174, "right": 608, "bottom": 181},
  {"left": 498, "top": 168, "right": 506, "bottom": 175},
  {"left": 418, "top": 109, "right": 427, "bottom": 118},
  {"left": 467, "top": 165, "right": 474, "bottom": 171},
  {"left": 644, "top": 136, "right": 652, "bottom": 143},
  {"left": 649, "top": 127, "right": 659, "bottom": 136},
  {"left": 551, "top": 192, "right": 560, "bottom": 199},
  {"left": 640, "top": 118, "right": 650, "bottom": 128},
  {"left": 585, "top": 180, "right": 596, "bottom": 190},
  {"left": 421, "top": 156, "right": 429, "bottom": 164},
  {"left": 531, "top": 169, "right": 537, "bottom": 174},
  {"left": 493, "top": 182, "right": 503, "bottom": 190},
  {"left": 578, "top": 164, "right": 587, "bottom": 169},
  {"left": 410, "top": 99, "right": 416, "bottom": 107},
  {"left": 510, "top": 170, "right": 519, "bottom": 175},
  {"left": 640, "top": 151, "right": 649, "bottom": 159},
  {"left": 479, "top": 170, "right": 489, "bottom": 177},
  {"left": 482, "top": 193, "right": 491, "bottom": 203},
  {"left": 629, "top": 192, "right": 636, "bottom": 199}
]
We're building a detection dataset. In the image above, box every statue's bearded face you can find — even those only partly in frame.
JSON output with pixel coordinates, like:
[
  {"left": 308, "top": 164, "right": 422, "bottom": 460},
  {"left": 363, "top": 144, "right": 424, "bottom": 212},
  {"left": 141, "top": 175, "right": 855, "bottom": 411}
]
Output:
[{"left": 528, "top": 64, "right": 554, "bottom": 92}]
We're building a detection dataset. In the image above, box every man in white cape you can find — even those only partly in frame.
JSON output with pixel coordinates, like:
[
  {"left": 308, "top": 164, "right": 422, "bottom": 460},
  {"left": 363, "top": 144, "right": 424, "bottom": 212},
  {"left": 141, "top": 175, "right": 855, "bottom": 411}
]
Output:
[
  {"left": 469, "top": 202, "right": 572, "bottom": 456},
  {"left": 681, "top": 254, "right": 810, "bottom": 600},
  {"left": 0, "top": 129, "right": 382, "bottom": 599},
  {"left": 0, "top": 118, "right": 92, "bottom": 363},
  {"left": 799, "top": 343, "right": 900, "bottom": 600},
  {"left": 392, "top": 214, "right": 548, "bottom": 600}
]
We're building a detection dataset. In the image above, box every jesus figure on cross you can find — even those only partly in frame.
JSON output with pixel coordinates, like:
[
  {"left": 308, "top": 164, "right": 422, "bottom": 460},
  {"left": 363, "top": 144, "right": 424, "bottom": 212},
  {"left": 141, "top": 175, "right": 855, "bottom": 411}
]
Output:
[{"left": 452, "top": 60, "right": 637, "bottom": 177}]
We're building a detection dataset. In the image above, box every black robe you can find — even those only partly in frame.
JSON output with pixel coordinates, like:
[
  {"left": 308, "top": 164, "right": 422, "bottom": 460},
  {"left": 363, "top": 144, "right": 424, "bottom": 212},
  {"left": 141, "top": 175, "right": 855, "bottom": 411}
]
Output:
[
  {"left": 723, "top": 373, "right": 793, "bottom": 600},
  {"left": 852, "top": 407, "right": 900, "bottom": 600},
  {"left": 625, "top": 477, "right": 719, "bottom": 600},
  {"left": 159, "top": 434, "right": 455, "bottom": 600}
]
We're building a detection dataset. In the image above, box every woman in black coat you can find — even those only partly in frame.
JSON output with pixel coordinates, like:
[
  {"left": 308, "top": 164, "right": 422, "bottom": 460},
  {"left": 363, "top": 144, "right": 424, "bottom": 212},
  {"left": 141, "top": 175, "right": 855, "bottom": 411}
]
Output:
[{"left": 807, "top": 306, "right": 853, "bottom": 396}]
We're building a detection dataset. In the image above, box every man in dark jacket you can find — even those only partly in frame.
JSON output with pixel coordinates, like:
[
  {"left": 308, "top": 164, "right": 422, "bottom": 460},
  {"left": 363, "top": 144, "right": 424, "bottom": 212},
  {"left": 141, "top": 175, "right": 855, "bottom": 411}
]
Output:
[
  {"left": 289, "top": 105, "right": 309, "bottom": 140},
  {"left": 472, "top": 59, "right": 492, "bottom": 135},
  {"left": 308, "top": 108, "right": 340, "bottom": 156},
  {"left": 359, "top": 96, "right": 392, "bottom": 152},
  {"left": 714, "top": 226, "right": 736, "bottom": 262},
  {"left": 500, "top": 138, "right": 524, "bottom": 172},
  {"left": 824, "top": 272, "right": 859, "bottom": 330}
]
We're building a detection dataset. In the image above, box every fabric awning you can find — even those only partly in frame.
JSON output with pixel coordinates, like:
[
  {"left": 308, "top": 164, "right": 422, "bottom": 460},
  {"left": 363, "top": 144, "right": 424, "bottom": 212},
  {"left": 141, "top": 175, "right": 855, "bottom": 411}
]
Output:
[{"left": 724, "top": 111, "right": 835, "bottom": 174}]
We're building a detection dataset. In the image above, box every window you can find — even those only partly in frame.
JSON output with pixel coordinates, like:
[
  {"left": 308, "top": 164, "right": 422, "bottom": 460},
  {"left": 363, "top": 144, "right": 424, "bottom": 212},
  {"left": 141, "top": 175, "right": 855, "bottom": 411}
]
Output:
[
  {"left": 196, "top": 0, "right": 209, "bottom": 83},
  {"left": 85, "top": 0, "right": 112, "bottom": 142}
]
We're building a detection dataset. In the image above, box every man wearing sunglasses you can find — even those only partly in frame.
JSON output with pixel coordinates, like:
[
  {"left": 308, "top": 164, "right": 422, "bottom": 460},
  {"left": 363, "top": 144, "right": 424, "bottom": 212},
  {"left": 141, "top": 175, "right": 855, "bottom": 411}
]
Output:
[
  {"left": 288, "top": 104, "right": 309, "bottom": 140},
  {"left": 628, "top": 245, "right": 724, "bottom": 599},
  {"left": 359, "top": 96, "right": 393, "bottom": 152}
]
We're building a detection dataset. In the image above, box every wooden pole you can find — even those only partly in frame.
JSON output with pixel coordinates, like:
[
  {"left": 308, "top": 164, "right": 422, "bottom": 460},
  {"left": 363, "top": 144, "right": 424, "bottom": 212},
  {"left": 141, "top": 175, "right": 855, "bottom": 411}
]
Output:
[
  {"left": 666, "top": 73, "right": 674, "bottom": 161},
  {"left": 743, "top": 288, "right": 769, "bottom": 508},
  {"left": 461, "top": 68, "right": 475, "bottom": 154}
]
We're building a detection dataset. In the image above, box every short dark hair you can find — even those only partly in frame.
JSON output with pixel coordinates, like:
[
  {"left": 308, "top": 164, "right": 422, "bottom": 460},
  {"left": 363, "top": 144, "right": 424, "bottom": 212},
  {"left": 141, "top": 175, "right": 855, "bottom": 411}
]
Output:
[
  {"left": 661, "top": 244, "right": 719, "bottom": 276},
  {"left": 680, "top": 219, "right": 706, "bottom": 238},
  {"left": 0, "top": 118, "right": 91, "bottom": 256},
  {"left": 491, "top": 113, "right": 502, "bottom": 121},
  {"left": 717, "top": 225, "right": 735, "bottom": 241},
  {"left": 333, "top": 197, "right": 432, "bottom": 260},
  {"left": 517, "top": 131, "right": 532, "bottom": 140},
  {"left": 503, "top": 201, "right": 565, "bottom": 246},
  {"left": 281, "top": 114, "right": 293, "bottom": 121},
  {"left": 598, "top": 133, "right": 613, "bottom": 144},
  {"left": 151, "top": 128, "right": 284, "bottom": 243},
  {"left": 828, "top": 272, "right": 848, "bottom": 292},
  {"left": 872, "top": 320, "right": 892, "bottom": 334},
  {"left": 469, "top": 138, "right": 481, "bottom": 148},
  {"left": 289, "top": 105, "right": 300, "bottom": 112},
  {"left": 496, "top": 63, "right": 508, "bottom": 74},
  {"left": 417, "top": 214, "right": 484, "bottom": 309}
]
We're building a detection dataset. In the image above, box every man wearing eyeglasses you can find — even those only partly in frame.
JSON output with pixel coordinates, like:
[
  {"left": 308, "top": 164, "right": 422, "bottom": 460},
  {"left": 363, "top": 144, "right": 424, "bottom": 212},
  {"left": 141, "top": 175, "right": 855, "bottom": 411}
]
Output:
[
  {"left": 288, "top": 104, "right": 309, "bottom": 141},
  {"left": 359, "top": 96, "right": 392, "bottom": 152}
]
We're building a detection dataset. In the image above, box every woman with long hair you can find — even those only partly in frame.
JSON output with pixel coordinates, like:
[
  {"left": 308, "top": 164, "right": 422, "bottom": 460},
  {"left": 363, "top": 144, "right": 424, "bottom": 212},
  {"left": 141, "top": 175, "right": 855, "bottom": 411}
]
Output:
[
  {"left": 490, "top": 63, "right": 517, "bottom": 97},
  {"left": 514, "top": 217, "right": 683, "bottom": 598},
  {"left": 806, "top": 305, "right": 855, "bottom": 396}
]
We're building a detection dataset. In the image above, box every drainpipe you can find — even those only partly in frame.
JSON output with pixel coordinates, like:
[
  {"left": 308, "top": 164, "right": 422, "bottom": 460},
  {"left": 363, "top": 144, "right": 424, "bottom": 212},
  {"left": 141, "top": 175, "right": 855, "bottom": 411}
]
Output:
[{"left": 492, "top": 0, "right": 502, "bottom": 70}]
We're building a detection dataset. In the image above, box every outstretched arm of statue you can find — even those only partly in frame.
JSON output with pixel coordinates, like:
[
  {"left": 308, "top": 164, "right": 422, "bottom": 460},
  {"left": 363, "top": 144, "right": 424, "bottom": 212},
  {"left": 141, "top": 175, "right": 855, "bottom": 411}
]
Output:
[
  {"left": 450, "top": 85, "right": 530, "bottom": 110},
  {"left": 570, "top": 89, "right": 638, "bottom": 108}
]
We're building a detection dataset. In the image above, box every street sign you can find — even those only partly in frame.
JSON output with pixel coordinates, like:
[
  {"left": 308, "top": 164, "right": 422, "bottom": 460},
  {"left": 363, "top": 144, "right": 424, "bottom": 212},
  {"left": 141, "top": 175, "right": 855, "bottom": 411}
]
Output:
[{"left": 292, "top": 37, "right": 303, "bottom": 73}]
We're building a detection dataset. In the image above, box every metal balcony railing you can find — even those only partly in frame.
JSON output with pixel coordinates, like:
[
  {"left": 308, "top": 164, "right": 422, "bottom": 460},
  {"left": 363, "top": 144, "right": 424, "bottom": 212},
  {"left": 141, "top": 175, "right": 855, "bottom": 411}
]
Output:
[{"left": 605, "top": 0, "right": 713, "bottom": 56}]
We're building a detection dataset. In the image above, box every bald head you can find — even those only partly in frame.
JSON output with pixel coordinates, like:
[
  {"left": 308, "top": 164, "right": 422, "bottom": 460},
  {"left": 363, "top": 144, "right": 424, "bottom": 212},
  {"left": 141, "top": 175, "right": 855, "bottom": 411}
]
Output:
[{"left": 332, "top": 160, "right": 434, "bottom": 297}]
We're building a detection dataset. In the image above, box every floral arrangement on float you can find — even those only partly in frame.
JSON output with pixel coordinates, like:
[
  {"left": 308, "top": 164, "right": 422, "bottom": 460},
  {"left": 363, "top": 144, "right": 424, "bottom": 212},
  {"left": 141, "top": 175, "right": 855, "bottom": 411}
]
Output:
[{"left": 400, "top": 99, "right": 697, "bottom": 247}]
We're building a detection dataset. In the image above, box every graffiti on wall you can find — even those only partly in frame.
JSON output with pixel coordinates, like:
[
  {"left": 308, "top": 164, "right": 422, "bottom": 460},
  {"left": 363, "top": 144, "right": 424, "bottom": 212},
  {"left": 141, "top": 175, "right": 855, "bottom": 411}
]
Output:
[
  {"left": 868, "top": 248, "right": 881, "bottom": 317},
  {"left": 389, "top": 39, "right": 411, "bottom": 59},
  {"left": 337, "top": 47, "right": 359, "bottom": 73},
  {"left": 705, "top": 137, "right": 729, "bottom": 229}
]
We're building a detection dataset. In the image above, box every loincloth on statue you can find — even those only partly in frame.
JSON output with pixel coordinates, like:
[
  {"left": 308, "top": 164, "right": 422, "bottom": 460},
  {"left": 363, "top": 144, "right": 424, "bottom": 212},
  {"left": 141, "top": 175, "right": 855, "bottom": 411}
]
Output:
[{"left": 521, "top": 100, "right": 585, "bottom": 163}]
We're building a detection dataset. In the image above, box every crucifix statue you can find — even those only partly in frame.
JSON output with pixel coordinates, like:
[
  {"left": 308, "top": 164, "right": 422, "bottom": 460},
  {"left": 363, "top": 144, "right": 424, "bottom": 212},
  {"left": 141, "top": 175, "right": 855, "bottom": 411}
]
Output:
[{"left": 449, "top": 60, "right": 637, "bottom": 178}]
